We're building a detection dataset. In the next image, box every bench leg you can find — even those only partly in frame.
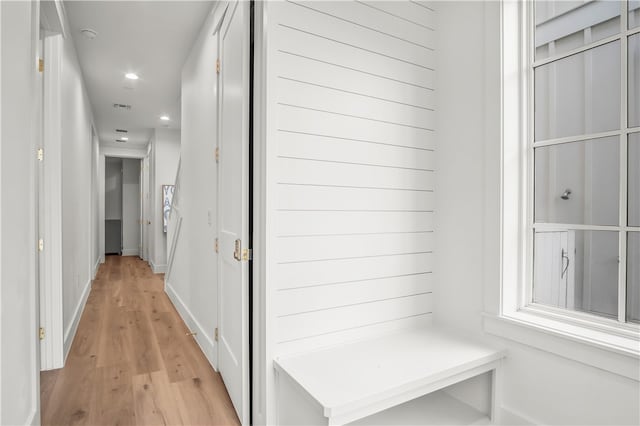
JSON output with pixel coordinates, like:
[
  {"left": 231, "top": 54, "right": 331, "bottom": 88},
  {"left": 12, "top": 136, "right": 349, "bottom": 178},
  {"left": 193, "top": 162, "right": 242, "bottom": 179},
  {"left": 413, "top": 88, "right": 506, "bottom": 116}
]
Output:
[{"left": 490, "top": 360, "right": 503, "bottom": 424}]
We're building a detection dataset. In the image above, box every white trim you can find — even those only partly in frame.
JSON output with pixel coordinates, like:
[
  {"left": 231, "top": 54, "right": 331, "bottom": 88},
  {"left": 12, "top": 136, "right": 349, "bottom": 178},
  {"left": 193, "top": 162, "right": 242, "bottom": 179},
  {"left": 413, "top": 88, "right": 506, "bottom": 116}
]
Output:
[
  {"left": 165, "top": 280, "right": 217, "bottom": 370},
  {"left": 150, "top": 261, "right": 167, "bottom": 274},
  {"left": 92, "top": 256, "right": 101, "bottom": 279},
  {"left": 252, "top": 1, "right": 274, "bottom": 424},
  {"left": 121, "top": 248, "right": 139, "bottom": 257},
  {"left": 40, "top": 33, "right": 64, "bottom": 372},
  {"left": 100, "top": 145, "right": 147, "bottom": 159},
  {"left": 497, "top": 0, "right": 640, "bottom": 378},
  {"left": 63, "top": 278, "right": 91, "bottom": 361},
  {"left": 25, "top": 408, "right": 38, "bottom": 426},
  {"left": 484, "top": 313, "right": 639, "bottom": 380}
]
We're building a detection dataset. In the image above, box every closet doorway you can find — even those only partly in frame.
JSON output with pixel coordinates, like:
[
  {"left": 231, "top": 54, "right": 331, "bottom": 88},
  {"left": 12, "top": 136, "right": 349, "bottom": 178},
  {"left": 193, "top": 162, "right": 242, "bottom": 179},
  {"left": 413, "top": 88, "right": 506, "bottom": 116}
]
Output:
[{"left": 105, "top": 157, "right": 141, "bottom": 256}]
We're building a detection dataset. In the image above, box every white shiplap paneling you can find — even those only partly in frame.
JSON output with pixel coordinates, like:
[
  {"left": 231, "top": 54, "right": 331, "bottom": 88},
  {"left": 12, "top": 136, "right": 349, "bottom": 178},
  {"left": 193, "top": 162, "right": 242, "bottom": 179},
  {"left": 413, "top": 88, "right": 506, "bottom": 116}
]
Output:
[{"left": 267, "top": 0, "right": 436, "bottom": 355}]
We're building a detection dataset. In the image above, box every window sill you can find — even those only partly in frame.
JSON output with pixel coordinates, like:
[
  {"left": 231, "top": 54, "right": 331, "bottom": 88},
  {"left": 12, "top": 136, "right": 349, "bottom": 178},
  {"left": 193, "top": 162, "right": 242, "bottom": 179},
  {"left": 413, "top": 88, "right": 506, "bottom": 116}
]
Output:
[{"left": 483, "top": 311, "right": 640, "bottom": 381}]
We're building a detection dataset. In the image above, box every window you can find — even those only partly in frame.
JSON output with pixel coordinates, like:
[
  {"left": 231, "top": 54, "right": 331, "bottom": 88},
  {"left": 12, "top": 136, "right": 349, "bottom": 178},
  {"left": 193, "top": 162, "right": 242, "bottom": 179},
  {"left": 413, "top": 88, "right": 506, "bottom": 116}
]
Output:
[
  {"left": 529, "top": 1, "right": 640, "bottom": 327},
  {"left": 490, "top": 0, "right": 639, "bottom": 380}
]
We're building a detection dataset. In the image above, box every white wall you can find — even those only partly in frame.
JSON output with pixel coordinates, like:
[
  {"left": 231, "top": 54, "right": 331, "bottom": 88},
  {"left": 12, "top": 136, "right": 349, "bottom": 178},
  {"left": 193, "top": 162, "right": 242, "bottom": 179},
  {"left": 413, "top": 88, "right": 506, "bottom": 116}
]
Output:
[
  {"left": 122, "top": 158, "right": 140, "bottom": 256},
  {"left": 91, "top": 131, "right": 100, "bottom": 275},
  {"left": 148, "top": 128, "right": 180, "bottom": 273},
  {"left": 265, "top": 0, "right": 436, "bottom": 355},
  {"left": 435, "top": 2, "right": 640, "bottom": 424},
  {"left": 60, "top": 21, "right": 97, "bottom": 356},
  {"left": 105, "top": 157, "right": 122, "bottom": 220},
  {"left": 142, "top": 153, "right": 150, "bottom": 261},
  {"left": 0, "top": 1, "right": 40, "bottom": 424},
  {"left": 166, "top": 3, "right": 219, "bottom": 367},
  {"left": 256, "top": 1, "right": 437, "bottom": 422}
]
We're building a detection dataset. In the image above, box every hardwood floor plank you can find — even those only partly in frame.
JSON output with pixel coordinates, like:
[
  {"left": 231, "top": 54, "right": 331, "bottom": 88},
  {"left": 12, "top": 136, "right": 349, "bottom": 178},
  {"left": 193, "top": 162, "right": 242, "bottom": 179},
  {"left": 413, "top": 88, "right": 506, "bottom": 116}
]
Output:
[
  {"left": 172, "top": 374, "right": 240, "bottom": 426},
  {"left": 96, "top": 304, "right": 134, "bottom": 368},
  {"left": 88, "top": 364, "right": 135, "bottom": 426},
  {"left": 126, "top": 310, "right": 165, "bottom": 375},
  {"left": 41, "top": 256, "right": 239, "bottom": 426},
  {"left": 42, "top": 356, "right": 97, "bottom": 426},
  {"left": 132, "top": 370, "right": 183, "bottom": 426},
  {"left": 151, "top": 311, "right": 197, "bottom": 383}
]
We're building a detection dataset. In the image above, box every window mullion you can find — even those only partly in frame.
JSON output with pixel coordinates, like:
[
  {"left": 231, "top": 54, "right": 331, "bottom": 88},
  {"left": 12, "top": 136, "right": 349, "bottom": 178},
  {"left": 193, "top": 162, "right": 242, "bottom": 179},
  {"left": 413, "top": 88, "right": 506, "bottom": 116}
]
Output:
[{"left": 619, "top": 0, "right": 629, "bottom": 324}]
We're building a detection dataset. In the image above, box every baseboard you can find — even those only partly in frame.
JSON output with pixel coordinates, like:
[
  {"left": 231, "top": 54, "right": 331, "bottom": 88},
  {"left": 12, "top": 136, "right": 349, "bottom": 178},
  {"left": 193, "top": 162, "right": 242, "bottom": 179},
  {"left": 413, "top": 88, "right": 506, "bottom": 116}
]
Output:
[
  {"left": 25, "top": 407, "right": 39, "bottom": 426},
  {"left": 150, "top": 261, "right": 167, "bottom": 274},
  {"left": 93, "top": 256, "right": 101, "bottom": 279},
  {"left": 63, "top": 278, "right": 92, "bottom": 361},
  {"left": 165, "top": 280, "right": 217, "bottom": 370},
  {"left": 122, "top": 248, "right": 139, "bottom": 256},
  {"left": 499, "top": 405, "right": 539, "bottom": 425}
]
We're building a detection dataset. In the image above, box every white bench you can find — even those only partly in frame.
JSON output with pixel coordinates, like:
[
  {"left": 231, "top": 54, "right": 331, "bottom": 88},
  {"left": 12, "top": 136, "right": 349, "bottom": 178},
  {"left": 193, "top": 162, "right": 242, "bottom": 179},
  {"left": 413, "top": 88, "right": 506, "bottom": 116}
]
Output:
[{"left": 274, "top": 327, "right": 506, "bottom": 425}]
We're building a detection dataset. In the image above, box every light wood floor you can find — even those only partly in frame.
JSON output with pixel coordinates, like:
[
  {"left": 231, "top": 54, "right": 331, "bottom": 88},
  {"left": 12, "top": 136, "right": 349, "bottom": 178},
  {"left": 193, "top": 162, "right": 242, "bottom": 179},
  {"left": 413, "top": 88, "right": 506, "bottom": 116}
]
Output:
[{"left": 41, "top": 256, "right": 240, "bottom": 426}]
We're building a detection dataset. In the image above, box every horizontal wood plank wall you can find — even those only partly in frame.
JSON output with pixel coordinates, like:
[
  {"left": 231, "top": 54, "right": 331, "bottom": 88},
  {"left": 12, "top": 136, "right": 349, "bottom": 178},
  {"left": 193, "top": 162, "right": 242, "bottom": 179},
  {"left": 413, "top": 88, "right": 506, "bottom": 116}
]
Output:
[{"left": 267, "top": 0, "right": 436, "bottom": 355}]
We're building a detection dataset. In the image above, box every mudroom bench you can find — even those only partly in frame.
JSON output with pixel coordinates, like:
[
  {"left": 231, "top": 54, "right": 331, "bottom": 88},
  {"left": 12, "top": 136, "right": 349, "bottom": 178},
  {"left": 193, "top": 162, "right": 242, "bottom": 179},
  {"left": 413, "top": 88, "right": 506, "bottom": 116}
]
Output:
[{"left": 274, "top": 327, "right": 506, "bottom": 425}]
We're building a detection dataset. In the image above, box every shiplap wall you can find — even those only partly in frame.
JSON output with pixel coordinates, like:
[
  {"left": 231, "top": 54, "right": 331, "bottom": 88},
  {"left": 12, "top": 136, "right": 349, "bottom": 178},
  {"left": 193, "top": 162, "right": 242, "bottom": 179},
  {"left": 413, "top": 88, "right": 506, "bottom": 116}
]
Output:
[{"left": 266, "top": 0, "right": 436, "bottom": 355}]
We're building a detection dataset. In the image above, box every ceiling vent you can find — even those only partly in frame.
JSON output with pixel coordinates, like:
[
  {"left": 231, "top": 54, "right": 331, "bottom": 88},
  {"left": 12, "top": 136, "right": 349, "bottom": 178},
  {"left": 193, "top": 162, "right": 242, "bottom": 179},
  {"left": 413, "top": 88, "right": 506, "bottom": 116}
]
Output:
[
  {"left": 113, "top": 103, "right": 132, "bottom": 110},
  {"left": 115, "top": 129, "right": 128, "bottom": 133},
  {"left": 115, "top": 139, "right": 127, "bottom": 143}
]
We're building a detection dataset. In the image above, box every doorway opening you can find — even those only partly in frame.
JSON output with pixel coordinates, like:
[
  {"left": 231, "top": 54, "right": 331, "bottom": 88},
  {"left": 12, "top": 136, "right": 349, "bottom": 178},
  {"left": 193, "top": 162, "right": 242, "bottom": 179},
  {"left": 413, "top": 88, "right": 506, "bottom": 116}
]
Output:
[{"left": 104, "top": 157, "right": 141, "bottom": 257}]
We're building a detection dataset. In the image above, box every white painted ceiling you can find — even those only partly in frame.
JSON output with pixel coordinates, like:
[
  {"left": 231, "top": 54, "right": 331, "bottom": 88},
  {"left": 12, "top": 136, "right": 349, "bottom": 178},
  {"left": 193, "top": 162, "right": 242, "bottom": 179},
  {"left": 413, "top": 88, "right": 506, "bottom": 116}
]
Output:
[{"left": 65, "top": 1, "right": 214, "bottom": 149}]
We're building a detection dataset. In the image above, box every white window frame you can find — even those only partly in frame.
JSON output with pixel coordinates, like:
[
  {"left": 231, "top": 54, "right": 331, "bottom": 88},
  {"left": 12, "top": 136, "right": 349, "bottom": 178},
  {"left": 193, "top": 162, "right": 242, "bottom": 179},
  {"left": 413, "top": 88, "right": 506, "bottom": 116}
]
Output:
[{"left": 485, "top": 0, "right": 640, "bottom": 381}]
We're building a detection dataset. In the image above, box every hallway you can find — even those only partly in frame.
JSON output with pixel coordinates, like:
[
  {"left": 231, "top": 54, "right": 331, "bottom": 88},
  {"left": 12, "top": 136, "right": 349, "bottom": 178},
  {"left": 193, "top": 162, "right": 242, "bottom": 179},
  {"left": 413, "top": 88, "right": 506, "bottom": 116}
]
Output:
[{"left": 40, "top": 256, "right": 239, "bottom": 426}]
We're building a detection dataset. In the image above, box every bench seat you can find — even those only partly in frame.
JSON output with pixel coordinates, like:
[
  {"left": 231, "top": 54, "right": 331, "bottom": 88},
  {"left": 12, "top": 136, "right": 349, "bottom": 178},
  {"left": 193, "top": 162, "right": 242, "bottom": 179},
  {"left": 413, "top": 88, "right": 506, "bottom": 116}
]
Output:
[{"left": 274, "top": 327, "right": 505, "bottom": 425}]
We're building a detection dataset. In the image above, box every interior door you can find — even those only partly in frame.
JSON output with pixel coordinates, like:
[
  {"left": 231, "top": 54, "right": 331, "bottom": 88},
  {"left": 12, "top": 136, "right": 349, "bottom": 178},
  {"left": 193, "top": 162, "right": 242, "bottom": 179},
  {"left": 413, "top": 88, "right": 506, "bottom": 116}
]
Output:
[{"left": 217, "top": 1, "right": 250, "bottom": 423}]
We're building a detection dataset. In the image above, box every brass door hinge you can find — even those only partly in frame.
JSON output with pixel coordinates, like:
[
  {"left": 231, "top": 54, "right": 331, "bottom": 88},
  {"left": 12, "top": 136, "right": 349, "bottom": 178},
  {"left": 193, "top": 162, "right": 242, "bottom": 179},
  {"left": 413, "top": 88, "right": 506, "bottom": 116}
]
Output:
[
  {"left": 39, "top": 327, "right": 45, "bottom": 340},
  {"left": 242, "top": 248, "right": 252, "bottom": 261},
  {"left": 215, "top": 147, "right": 219, "bottom": 163},
  {"left": 214, "top": 327, "right": 219, "bottom": 342},
  {"left": 215, "top": 238, "right": 219, "bottom": 253},
  {"left": 38, "top": 58, "right": 44, "bottom": 73},
  {"left": 38, "top": 239, "right": 44, "bottom": 252},
  {"left": 37, "top": 148, "right": 44, "bottom": 162},
  {"left": 216, "top": 58, "right": 220, "bottom": 74}
]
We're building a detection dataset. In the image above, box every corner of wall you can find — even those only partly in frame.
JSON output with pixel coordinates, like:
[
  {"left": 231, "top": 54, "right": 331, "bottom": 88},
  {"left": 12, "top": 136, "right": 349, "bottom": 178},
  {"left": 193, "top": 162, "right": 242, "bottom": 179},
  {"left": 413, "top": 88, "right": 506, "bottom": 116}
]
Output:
[{"left": 62, "top": 277, "right": 92, "bottom": 360}]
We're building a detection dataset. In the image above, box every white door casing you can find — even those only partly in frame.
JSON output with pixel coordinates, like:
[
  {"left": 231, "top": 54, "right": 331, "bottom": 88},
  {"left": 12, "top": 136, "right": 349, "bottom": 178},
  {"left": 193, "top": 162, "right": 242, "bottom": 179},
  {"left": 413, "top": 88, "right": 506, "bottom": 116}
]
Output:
[{"left": 217, "top": 1, "right": 250, "bottom": 424}]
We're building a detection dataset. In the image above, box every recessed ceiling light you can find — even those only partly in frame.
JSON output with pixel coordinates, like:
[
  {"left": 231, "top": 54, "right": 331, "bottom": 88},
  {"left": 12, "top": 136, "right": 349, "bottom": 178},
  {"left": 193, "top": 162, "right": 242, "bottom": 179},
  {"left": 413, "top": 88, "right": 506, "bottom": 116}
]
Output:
[
  {"left": 121, "top": 137, "right": 129, "bottom": 141},
  {"left": 125, "top": 73, "right": 139, "bottom": 80},
  {"left": 80, "top": 28, "right": 97, "bottom": 39},
  {"left": 160, "top": 115, "right": 170, "bottom": 121}
]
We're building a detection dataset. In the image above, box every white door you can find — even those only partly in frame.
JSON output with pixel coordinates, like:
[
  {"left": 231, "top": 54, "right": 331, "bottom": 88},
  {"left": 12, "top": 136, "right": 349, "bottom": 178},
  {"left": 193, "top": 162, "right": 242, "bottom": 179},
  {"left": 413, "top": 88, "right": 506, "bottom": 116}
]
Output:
[{"left": 218, "top": 1, "right": 250, "bottom": 424}]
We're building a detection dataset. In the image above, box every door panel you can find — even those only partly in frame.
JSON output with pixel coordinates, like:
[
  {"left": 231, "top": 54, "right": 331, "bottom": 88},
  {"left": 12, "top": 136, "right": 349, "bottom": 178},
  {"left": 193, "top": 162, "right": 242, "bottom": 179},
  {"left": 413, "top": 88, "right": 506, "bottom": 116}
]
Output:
[{"left": 218, "top": 1, "right": 249, "bottom": 424}]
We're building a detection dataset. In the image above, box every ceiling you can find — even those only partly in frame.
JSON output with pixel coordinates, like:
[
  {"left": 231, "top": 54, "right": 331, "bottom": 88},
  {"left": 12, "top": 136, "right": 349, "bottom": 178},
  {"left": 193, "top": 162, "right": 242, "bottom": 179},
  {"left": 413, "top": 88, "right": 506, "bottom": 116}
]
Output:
[{"left": 64, "top": 1, "right": 214, "bottom": 149}]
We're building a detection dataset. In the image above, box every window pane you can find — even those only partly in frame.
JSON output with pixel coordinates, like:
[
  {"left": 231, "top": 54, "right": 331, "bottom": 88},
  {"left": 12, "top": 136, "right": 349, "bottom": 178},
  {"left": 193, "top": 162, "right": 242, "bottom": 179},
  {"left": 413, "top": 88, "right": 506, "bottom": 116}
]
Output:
[
  {"left": 535, "top": 41, "right": 621, "bottom": 141},
  {"left": 534, "top": 230, "right": 619, "bottom": 319},
  {"left": 535, "top": 137, "right": 620, "bottom": 226},
  {"left": 627, "top": 232, "right": 640, "bottom": 323},
  {"left": 630, "top": 133, "right": 640, "bottom": 226},
  {"left": 630, "top": 33, "right": 640, "bottom": 128},
  {"left": 630, "top": 0, "right": 640, "bottom": 29},
  {"left": 535, "top": 1, "right": 621, "bottom": 60}
]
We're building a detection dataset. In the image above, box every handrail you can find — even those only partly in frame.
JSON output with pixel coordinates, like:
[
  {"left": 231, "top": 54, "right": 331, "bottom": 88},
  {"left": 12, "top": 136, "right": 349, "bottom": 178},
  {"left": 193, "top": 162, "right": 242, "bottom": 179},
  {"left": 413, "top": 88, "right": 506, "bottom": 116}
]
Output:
[
  {"left": 166, "top": 215, "right": 183, "bottom": 281},
  {"left": 166, "top": 155, "right": 182, "bottom": 280}
]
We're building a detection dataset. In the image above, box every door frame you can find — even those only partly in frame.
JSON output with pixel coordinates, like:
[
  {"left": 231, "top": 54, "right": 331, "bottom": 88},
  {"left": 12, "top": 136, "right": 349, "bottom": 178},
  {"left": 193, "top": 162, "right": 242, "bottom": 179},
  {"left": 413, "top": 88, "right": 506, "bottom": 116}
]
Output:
[
  {"left": 39, "top": 30, "right": 65, "bottom": 372},
  {"left": 216, "top": 1, "right": 252, "bottom": 423}
]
